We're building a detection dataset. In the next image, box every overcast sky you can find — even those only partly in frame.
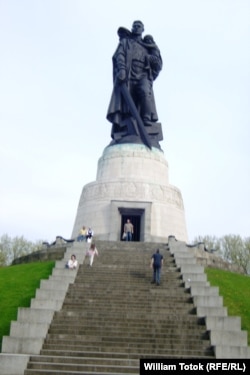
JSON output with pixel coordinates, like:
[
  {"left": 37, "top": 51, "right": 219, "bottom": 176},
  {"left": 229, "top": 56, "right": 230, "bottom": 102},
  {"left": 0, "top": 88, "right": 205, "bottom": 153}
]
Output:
[{"left": 0, "top": 0, "right": 249, "bottom": 243}]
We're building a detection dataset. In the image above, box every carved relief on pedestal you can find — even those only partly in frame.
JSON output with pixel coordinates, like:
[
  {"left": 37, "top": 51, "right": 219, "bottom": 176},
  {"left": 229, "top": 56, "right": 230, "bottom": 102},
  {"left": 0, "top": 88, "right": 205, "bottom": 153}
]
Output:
[{"left": 80, "top": 181, "right": 184, "bottom": 209}]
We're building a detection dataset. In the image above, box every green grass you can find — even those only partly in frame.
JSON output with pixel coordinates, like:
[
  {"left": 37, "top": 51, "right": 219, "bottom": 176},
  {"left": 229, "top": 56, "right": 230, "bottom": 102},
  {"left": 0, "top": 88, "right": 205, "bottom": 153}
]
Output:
[
  {"left": 0, "top": 261, "right": 55, "bottom": 351},
  {"left": 205, "top": 268, "right": 250, "bottom": 345}
]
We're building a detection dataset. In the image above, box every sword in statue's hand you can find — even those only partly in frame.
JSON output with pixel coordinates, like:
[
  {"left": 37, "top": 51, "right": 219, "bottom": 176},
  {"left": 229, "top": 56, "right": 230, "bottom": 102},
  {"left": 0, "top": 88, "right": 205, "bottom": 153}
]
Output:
[{"left": 119, "top": 82, "right": 152, "bottom": 150}]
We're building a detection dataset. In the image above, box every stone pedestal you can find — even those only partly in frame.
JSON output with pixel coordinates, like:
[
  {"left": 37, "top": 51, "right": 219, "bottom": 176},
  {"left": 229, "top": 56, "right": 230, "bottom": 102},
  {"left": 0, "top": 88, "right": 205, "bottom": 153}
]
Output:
[{"left": 71, "top": 144, "right": 188, "bottom": 243}]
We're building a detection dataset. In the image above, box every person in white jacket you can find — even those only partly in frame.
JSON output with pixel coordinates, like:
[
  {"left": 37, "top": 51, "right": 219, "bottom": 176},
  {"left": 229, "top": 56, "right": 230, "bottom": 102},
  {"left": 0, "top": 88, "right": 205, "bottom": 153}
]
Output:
[{"left": 66, "top": 254, "right": 78, "bottom": 270}]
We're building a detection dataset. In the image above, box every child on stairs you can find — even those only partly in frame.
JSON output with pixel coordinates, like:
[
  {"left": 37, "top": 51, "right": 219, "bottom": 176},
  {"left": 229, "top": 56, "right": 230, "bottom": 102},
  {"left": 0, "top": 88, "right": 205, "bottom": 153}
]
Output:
[{"left": 87, "top": 243, "right": 99, "bottom": 267}]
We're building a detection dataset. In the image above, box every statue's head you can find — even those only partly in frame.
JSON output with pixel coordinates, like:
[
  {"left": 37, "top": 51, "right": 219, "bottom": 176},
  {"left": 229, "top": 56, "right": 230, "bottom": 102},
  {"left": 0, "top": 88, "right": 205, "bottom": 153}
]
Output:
[{"left": 131, "top": 20, "right": 144, "bottom": 35}]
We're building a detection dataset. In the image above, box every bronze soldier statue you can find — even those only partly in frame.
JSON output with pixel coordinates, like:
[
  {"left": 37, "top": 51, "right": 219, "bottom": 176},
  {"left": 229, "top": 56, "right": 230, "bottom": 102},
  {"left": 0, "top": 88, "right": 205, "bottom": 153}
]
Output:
[{"left": 107, "top": 20, "right": 163, "bottom": 150}]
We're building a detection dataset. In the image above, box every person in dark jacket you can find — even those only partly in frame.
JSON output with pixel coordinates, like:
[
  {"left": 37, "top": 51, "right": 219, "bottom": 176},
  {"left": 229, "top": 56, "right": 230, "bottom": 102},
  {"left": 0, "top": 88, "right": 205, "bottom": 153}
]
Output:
[{"left": 150, "top": 248, "right": 163, "bottom": 286}]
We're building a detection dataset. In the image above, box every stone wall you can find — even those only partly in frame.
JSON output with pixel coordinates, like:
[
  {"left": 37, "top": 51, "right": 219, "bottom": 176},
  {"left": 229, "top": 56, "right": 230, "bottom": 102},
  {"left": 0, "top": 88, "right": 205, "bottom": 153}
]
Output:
[
  {"left": 12, "top": 246, "right": 67, "bottom": 265},
  {"left": 187, "top": 243, "right": 244, "bottom": 274}
]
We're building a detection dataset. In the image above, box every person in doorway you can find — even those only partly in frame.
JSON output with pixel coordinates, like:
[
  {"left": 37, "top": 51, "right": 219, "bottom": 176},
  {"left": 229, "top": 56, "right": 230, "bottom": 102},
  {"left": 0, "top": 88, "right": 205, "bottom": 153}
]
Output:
[
  {"left": 150, "top": 248, "right": 163, "bottom": 286},
  {"left": 87, "top": 243, "right": 99, "bottom": 267},
  {"left": 124, "top": 219, "right": 134, "bottom": 241},
  {"left": 65, "top": 254, "right": 78, "bottom": 270}
]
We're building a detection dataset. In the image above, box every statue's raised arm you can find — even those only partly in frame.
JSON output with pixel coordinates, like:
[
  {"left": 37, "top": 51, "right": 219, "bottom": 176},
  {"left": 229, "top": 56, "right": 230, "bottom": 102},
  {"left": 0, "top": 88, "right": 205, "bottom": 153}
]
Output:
[{"left": 106, "top": 20, "right": 163, "bottom": 150}]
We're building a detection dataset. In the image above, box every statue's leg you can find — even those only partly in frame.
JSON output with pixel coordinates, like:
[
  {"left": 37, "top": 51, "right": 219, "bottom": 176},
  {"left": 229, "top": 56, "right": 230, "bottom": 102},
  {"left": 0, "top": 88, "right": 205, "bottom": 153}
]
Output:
[{"left": 136, "top": 78, "right": 156, "bottom": 125}]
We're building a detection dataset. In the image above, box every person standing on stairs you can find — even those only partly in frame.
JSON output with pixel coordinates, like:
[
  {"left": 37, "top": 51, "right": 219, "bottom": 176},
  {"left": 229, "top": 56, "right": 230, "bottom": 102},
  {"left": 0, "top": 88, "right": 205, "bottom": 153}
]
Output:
[
  {"left": 87, "top": 243, "right": 99, "bottom": 267},
  {"left": 150, "top": 248, "right": 163, "bottom": 286}
]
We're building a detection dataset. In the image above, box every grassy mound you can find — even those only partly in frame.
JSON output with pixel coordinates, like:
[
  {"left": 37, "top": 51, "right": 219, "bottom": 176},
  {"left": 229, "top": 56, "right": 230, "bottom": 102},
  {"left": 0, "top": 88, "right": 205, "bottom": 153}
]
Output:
[
  {"left": 206, "top": 268, "right": 250, "bottom": 344},
  {"left": 0, "top": 261, "right": 55, "bottom": 351}
]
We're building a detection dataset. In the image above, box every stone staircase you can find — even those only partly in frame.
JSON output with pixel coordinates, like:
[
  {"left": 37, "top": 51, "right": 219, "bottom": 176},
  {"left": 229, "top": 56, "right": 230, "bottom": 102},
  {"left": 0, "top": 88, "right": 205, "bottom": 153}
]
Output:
[
  {"left": 168, "top": 236, "right": 250, "bottom": 359},
  {"left": 1, "top": 237, "right": 249, "bottom": 374}
]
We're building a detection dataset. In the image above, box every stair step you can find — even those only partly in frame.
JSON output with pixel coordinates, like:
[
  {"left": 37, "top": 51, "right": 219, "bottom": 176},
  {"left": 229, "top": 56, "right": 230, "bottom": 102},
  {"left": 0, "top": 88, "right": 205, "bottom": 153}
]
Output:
[
  {"left": 40, "top": 349, "right": 214, "bottom": 359},
  {"left": 41, "top": 343, "right": 212, "bottom": 355},
  {"left": 26, "top": 361, "right": 138, "bottom": 374}
]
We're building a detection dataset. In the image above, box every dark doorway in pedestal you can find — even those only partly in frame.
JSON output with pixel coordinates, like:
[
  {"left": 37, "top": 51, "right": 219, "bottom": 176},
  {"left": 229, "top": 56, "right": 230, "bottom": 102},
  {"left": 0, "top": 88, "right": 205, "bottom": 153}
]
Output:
[{"left": 119, "top": 208, "right": 144, "bottom": 242}]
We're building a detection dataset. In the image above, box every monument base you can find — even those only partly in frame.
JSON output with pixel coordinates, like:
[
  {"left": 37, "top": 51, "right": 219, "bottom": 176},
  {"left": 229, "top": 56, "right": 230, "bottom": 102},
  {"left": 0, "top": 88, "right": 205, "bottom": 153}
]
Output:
[{"left": 71, "top": 144, "right": 188, "bottom": 243}]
